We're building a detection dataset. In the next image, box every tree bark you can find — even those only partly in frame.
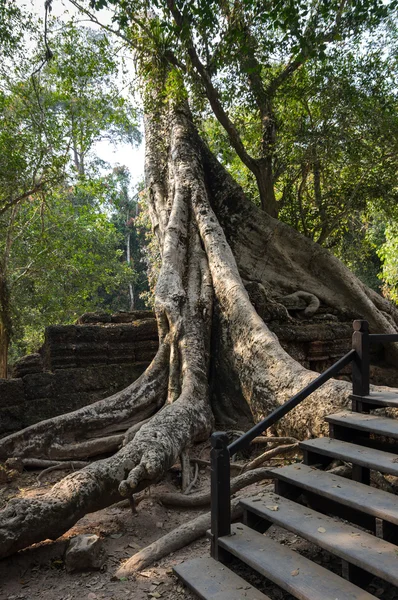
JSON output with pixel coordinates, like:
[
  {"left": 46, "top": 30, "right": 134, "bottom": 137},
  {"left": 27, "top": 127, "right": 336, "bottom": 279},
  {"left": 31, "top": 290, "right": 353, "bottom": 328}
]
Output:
[
  {"left": 0, "top": 267, "right": 11, "bottom": 379},
  {"left": 0, "top": 100, "right": 397, "bottom": 560},
  {"left": 253, "top": 157, "right": 278, "bottom": 217}
]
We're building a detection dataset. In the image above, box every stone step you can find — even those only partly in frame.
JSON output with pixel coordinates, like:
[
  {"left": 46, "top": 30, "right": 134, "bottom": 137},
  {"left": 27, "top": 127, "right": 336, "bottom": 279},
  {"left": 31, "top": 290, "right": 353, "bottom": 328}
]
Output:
[
  {"left": 240, "top": 492, "right": 398, "bottom": 587},
  {"left": 218, "top": 523, "right": 377, "bottom": 599},
  {"left": 351, "top": 391, "right": 398, "bottom": 410},
  {"left": 326, "top": 411, "right": 398, "bottom": 440},
  {"left": 173, "top": 556, "right": 271, "bottom": 600},
  {"left": 299, "top": 437, "right": 398, "bottom": 476},
  {"left": 269, "top": 463, "right": 398, "bottom": 537}
]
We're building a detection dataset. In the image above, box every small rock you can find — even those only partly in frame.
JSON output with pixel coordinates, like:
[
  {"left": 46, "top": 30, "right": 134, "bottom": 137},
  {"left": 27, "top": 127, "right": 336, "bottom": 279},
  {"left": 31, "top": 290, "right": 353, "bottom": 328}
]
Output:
[
  {"left": 5, "top": 457, "right": 24, "bottom": 473},
  {"left": 0, "top": 464, "right": 19, "bottom": 483},
  {"left": 65, "top": 534, "right": 105, "bottom": 573}
]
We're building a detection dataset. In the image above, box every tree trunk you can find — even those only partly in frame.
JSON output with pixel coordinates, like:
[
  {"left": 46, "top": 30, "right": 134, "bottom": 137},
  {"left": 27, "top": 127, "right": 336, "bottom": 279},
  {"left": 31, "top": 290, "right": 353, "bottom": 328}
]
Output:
[
  {"left": 253, "top": 156, "right": 278, "bottom": 217},
  {"left": 0, "top": 268, "right": 11, "bottom": 379},
  {"left": 126, "top": 230, "right": 135, "bottom": 310},
  {"left": 0, "top": 320, "right": 8, "bottom": 379},
  {"left": 0, "top": 101, "right": 397, "bottom": 559}
]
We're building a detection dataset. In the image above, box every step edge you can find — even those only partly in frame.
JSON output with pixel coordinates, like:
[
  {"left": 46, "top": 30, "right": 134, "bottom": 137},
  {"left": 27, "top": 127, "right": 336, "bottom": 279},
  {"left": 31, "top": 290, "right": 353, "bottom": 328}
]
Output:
[
  {"left": 325, "top": 412, "right": 398, "bottom": 433},
  {"left": 240, "top": 494, "right": 398, "bottom": 586},
  {"left": 299, "top": 437, "right": 398, "bottom": 469},
  {"left": 173, "top": 556, "right": 272, "bottom": 600},
  {"left": 268, "top": 465, "right": 398, "bottom": 524},
  {"left": 218, "top": 524, "right": 378, "bottom": 600}
]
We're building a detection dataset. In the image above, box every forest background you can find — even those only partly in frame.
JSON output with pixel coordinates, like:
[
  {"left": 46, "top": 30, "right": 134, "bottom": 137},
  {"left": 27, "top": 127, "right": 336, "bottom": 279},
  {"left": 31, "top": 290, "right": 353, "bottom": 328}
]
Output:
[{"left": 1, "top": 0, "right": 397, "bottom": 377}]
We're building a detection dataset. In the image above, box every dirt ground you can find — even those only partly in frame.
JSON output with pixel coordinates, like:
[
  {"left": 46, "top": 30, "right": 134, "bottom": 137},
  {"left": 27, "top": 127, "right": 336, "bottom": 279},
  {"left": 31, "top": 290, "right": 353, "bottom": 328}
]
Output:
[{"left": 0, "top": 457, "right": 396, "bottom": 600}]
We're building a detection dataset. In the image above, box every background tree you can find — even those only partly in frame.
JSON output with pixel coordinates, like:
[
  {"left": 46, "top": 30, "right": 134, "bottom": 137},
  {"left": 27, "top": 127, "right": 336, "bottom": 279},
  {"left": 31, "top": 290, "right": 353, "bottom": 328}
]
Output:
[
  {"left": 106, "top": 166, "right": 150, "bottom": 311},
  {"left": 0, "top": 17, "right": 141, "bottom": 375},
  {"left": 5, "top": 180, "right": 134, "bottom": 360}
]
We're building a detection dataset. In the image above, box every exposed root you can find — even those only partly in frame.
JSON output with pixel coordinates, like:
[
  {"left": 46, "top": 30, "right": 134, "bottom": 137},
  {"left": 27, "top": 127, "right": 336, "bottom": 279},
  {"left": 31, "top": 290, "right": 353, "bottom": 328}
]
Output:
[
  {"left": 327, "top": 465, "right": 352, "bottom": 478},
  {"left": 190, "top": 457, "right": 242, "bottom": 473},
  {"left": 371, "top": 471, "right": 397, "bottom": 494},
  {"left": 7, "top": 458, "right": 61, "bottom": 470},
  {"left": 115, "top": 499, "right": 242, "bottom": 578},
  {"left": 123, "top": 417, "right": 153, "bottom": 445},
  {"left": 115, "top": 479, "right": 273, "bottom": 578},
  {"left": 251, "top": 436, "right": 299, "bottom": 445},
  {"left": 242, "top": 443, "right": 299, "bottom": 472},
  {"left": 147, "top": 467, "right": 272, "bottom": 508},
  {"left": 37, "top": 461, "right": 89, "bottom": 484},
  {"left": 47, "top": 435, "right": 124, "bottom": 460},
  {"left": 180, "top": 450, "right": 191, "bottom": 492},
  {"left": 183, "top": 462, "right": 199, "bottom": 495},
  {"left": 283, "top": 291, "right": 320, "bottom": 317}
]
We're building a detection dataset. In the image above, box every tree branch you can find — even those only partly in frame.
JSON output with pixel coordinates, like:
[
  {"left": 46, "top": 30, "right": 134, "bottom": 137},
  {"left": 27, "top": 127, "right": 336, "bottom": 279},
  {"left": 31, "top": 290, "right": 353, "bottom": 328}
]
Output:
[
  {"left": 0, "top": 183, "right": 46, "bottom": 217},
  {"left": 68, "top": 0, "right": 187, "bottom": 73},
  {"left": 166, "top": 0, "right": 257, "bottom": 172}
]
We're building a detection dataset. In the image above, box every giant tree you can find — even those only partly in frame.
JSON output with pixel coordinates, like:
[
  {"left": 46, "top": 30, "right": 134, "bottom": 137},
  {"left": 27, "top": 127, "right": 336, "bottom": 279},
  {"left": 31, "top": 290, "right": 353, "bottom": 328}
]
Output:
[{"left": 0, "top": 0, "right": 398, "bottom": 563}]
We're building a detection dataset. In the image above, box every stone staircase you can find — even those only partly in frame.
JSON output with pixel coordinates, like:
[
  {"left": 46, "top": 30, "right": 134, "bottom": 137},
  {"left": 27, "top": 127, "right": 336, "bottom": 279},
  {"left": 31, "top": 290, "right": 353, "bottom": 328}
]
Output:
[{"left": 174, "top": 324, "right": 398, "bottom": 600}]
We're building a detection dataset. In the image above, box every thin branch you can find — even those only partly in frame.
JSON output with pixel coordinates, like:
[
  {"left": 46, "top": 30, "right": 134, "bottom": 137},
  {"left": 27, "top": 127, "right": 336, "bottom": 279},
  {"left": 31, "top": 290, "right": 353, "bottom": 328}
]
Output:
[
  {"left": 183, "top": 462, "right": 199, "bottom": 495},
  {"left": 0, "top": 183, "right": 46, "bottom": 217},
  {"left": 37, "top": 461, "right": 89, "bottom": 485},
  {"left": 68, "top": 0, "right": 131, "bottom": 45},
  {"left": 266, "top": 0, "right": 348, "bottom": 97}
]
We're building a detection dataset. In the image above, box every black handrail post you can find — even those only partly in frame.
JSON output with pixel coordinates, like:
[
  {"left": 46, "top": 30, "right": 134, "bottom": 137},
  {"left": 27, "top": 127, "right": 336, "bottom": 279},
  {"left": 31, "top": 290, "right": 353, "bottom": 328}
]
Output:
[
  {"left": 210, "top": 432, "right": 231, "bottom": 560},
  {"left": 352, "top": 320, "right": 370, "bottom": 396}
]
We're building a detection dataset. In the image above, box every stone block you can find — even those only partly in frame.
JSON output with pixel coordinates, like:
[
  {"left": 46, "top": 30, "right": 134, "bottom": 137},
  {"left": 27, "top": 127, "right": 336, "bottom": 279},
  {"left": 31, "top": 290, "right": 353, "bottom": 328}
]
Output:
[
  {"left": 22, "top": 372, "right": 55, "bottom": 400},
  {"left": 0, "top": 404, "right": 26, "bottom": 433},
  {"left": 12, "top": 353, "right": 43, "bottom": 377},
  {"left": 0, "top": 379, "right": 25, "bottom": 408}
]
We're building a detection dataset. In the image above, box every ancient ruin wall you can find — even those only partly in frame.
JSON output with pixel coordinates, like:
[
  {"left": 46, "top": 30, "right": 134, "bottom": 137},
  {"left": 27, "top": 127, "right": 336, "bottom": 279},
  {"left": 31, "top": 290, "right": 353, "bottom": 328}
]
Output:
[
  {"left": 0, "top": 312, "right": 157, "bottom": 436},
  {"left": 0, "top": 310, "right": 396, "bottom": 436}
]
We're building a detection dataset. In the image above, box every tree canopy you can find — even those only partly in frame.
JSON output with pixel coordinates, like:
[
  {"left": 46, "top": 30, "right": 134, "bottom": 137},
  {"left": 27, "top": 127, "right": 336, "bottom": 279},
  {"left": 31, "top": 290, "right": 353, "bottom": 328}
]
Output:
[{"left": 73, "top": 0, "right": 398, "bottom": 297}]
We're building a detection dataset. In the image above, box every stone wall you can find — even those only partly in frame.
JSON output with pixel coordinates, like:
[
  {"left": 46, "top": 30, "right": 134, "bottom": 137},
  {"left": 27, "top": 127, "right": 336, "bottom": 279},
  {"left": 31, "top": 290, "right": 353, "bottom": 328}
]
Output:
[
  {"left": 0, "top": 312, "right": 158, "bottom": 436},
  {"left": 1, "top": 310, "right": 396, "bottom": 437}
]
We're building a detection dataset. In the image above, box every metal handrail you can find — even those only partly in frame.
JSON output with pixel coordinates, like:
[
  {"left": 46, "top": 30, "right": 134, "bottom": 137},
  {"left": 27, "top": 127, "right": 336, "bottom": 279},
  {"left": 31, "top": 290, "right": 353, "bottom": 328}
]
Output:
[
  {"left": 228, "top": 349, "right": 356, "bottom": 456},
  {"left": 210, "top": 319, "right": 398, "bottom": 559},
  {"left": 370, "top": 334, "right": 398, "bottom": 343}
]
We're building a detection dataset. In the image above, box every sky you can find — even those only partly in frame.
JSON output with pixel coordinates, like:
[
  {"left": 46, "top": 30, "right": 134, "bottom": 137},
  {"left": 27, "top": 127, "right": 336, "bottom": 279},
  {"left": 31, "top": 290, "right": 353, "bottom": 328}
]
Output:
[{"left": 20, "top": 0, "right": 145, "bottom": 187}]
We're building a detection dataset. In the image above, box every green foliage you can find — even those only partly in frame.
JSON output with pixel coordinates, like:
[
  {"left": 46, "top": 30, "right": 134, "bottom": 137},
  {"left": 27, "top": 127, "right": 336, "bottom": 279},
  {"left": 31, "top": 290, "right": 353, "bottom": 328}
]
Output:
[
  {"left": 105, "top": 166, "right": 151, "bottom": 310},
  {"left": 38, "top": 21, "right": 141, "bottom": 175},
  {"left": 5, "top": 186, "right": 133, "bottom": 357},
  {"left": 200, "top": 27, "right": 398, "bottom": 295},
  {"left": 378, "top": 225, "right": 398, "bottom": 303},
  {"left": 0, "top": 1, "right": 31, "bottom": 57},
  {"left": 0, "top": 15, "right": 144, "bottom": 364},
  {"left": 276, "top": 35, "right": 398, "bottom": 241}
]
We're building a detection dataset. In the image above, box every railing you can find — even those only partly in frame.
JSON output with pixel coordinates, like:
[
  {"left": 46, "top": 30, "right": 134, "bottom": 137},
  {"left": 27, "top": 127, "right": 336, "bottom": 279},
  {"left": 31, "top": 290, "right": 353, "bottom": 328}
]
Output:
[{"left": 210, "top": 319, "right": 398, "bottom": 559}]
